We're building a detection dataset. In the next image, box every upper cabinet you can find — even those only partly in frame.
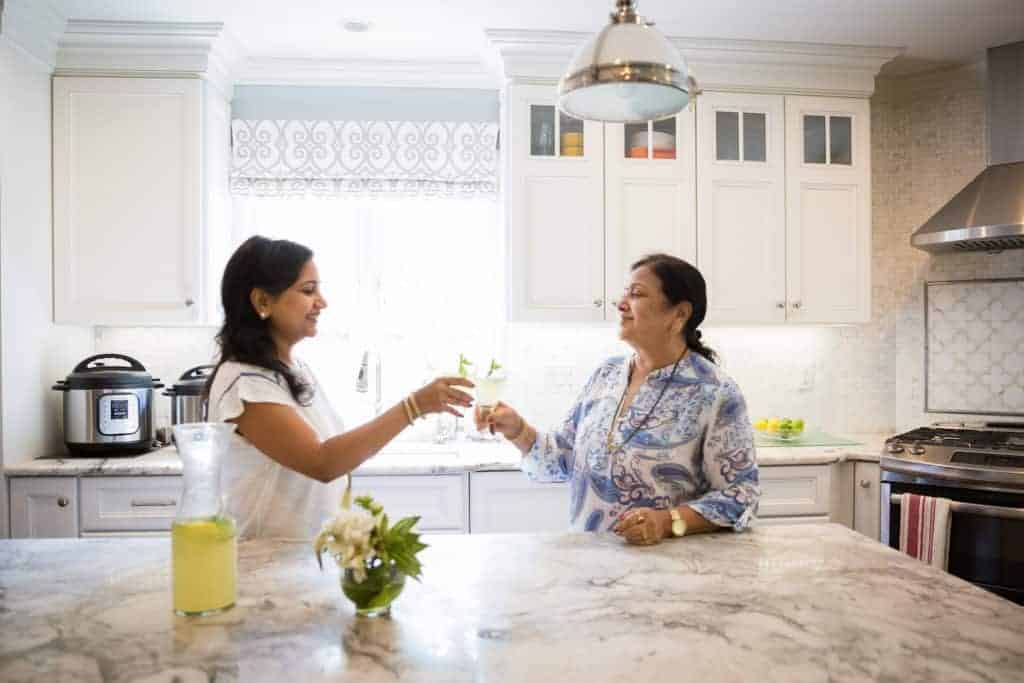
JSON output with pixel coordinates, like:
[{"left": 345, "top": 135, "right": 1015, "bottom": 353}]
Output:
[
  {"left": 697, "top": 92, "right": 787, "bottom": 324},
  {"left": 507, "top": 84, "right": 697, "bottom": 323},
  {"left": 49, "top": 22, "right": 238, "bottom": 326},
  {"left": 53, "top": 77, "right": 197, "bottom": 324},
  {"left": 784, "top": 96, "right": 871, "bottom": 324},
  {"left": 507, "top": 85, "right": 606, "bottom": 323}
]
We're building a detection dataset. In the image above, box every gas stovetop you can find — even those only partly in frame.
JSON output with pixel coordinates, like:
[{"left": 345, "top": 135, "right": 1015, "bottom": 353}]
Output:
[{"left": 881, "top": 423, "right": 1024, "bottom": 490}]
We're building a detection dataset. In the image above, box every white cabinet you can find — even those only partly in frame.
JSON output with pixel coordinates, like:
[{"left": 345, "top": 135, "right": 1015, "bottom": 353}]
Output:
[
  {"left": 604, "top": 111, "right": 698, "bottom": 307},
  {"left": 784, "top": 96, "right": 871, "bottom": 323},
  {"left": 507, "top": 85, "right": 605, "bottom": 323},
  {"left": 757, "top": 465, "right": 832, "bottom": 519},
  {"left": 352, "top": 474, "right": 469, "bottom": 534},
  {"left": 697, "top": 92, "right": 787, "bottom": 324},
  {"left": 852, "top": 461, "right": 880, "bottom": 540},
  {"left": 469, "top": 471, "right": 568, "bottom": 533},
  {"left": 506, "top": 84, "right": 698, "bottom": 322},
  {"left": 52, "top": 76, "right": 229, "bottom": 325},
  {"left": 9, "top": 477, "right": 79, "bottom": 538},
  {"left": 79, "top": 476, "right": 182, "bottom": 534}
]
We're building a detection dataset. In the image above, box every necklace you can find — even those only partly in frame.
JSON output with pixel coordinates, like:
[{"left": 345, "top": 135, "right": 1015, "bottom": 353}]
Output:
[{"left": 605, "top": 348, "right": 687, "bottom": 456}]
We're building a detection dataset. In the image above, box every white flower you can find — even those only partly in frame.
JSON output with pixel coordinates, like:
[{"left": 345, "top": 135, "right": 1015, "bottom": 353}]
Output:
[{"left": 314, "top": 508, "right": 378, "bottom": 582}]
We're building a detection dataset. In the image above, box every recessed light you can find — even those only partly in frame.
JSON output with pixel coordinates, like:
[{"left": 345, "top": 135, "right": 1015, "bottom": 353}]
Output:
[{"left": 341, "top": 19, "right": 372, "bottom": 33}]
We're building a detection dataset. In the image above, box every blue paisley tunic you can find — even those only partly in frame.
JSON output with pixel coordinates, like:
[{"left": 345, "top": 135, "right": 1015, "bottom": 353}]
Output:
[{"left": 522, "top": 353, "right": 760, "bottom": 533}]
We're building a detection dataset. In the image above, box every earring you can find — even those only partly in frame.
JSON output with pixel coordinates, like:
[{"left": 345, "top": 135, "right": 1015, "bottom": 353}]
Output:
[{"left": 259, "top": 311, "right": 269, "bottom": 320}]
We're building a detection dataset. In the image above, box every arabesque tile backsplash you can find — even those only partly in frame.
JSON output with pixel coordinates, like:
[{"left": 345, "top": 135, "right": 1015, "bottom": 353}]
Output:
[{"left": 91, "top": 62, "right": 1024, "bottom": 440}]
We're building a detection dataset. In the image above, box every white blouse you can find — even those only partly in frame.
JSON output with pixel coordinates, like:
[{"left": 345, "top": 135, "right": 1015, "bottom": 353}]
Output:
[{"left": 207, "top": 359, "right": 346, "bottom": 540}]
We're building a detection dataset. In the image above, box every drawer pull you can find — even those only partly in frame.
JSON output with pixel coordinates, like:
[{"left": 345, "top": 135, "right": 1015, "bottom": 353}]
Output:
[
  {"left": 130, "top": 499, "right": 178, "bottom": 508},
  {"left": 57, "top": 497, "right": 69, "bottom": 508}
]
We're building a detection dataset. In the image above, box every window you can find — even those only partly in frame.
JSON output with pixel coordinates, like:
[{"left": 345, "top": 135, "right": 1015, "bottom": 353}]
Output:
[{"left": 231, "top": 194, "right": 503, "bottom": 436}]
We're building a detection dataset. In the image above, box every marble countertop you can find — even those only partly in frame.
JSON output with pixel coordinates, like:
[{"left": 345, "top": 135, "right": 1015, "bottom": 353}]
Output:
[
  {"left": 4, "top": 434, "right": 887, "bottom": 477},
  {"left": 2, "top": 524, "right": 1020, "bottom": 682}
]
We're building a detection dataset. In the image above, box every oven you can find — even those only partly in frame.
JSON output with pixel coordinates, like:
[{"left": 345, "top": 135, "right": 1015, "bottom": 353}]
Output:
[{"left": 881, "top": 470, "right": 1024, "bottom": 605}]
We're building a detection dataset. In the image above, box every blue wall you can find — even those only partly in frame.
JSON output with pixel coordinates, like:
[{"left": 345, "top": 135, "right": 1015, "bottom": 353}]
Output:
[{"left": 232, "top": 85, "right": 499, "bottom": 121}]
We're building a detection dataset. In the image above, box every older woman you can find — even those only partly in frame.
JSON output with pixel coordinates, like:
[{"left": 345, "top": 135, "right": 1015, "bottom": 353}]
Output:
[
  {"left": 205, "top": 236, "right": 472, "bottom": 538},
  {"left": 480, "top": 253, "right": 759, "bottom": 544}
]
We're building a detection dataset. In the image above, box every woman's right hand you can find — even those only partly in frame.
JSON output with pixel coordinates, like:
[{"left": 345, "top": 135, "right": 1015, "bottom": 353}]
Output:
[
  {"left": 413, "top": 377, "right": 474, "bottom": 417},
  {"left": 475, "top": 401, "right": 524, "bottom": 439}
]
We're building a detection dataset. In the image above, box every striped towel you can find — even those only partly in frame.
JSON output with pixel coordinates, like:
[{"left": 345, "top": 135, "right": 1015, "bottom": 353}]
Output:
[{"left": 898, "top": 493, "right": 952, "bottom": 569}]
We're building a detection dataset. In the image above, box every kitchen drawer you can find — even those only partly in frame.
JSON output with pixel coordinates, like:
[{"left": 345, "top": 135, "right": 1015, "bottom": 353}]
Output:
[
  {"left": 80, "top": 476, "right": 183, "bottom": 532},
  {"left": 352, "top": 474, "right": 469, "bottom": 533},
  {"left": 757, "top": 465, "right": 831, "bottom": 517}
]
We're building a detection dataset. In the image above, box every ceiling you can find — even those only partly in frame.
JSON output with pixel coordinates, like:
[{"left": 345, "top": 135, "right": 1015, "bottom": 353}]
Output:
[{"left": 50, "top": 0, "right": 1024, "bottom": 77}]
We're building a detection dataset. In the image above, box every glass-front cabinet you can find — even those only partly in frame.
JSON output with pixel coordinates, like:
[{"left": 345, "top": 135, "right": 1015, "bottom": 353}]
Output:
[{"left": 528, "top": 104, "right": 587, "bottom": 158}]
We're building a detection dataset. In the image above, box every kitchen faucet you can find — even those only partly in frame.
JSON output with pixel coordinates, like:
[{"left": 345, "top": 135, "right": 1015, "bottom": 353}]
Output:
[{"left": 355, "top": 350, "right": 383, "bottom": 416}]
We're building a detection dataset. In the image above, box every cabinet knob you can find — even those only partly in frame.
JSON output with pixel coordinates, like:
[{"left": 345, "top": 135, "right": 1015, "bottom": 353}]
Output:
[
  {"left": 185, "top": 298, "right": 195, "bottom": 307},
  {"left": 859, "top": 480, "right": 871, "bottom": 489},
  {"left": 791, "top": 301, "right": 802, "bottom": 310},
  {"left": 57, "top": 497, "right": 69, "bottom": 508},
  {"left": 776, "top": 302, "right": 785, "bottom": 309},
  {"left": 593, "top": 299, "right": 604, "bottom": 308}
]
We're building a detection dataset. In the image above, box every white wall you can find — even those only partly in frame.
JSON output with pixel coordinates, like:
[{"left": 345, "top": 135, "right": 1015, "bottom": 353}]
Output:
[{"left": 0, "top": 36, "right": 93, "bottom": 535}]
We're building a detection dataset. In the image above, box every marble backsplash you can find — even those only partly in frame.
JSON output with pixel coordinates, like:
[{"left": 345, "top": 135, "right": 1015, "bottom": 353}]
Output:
[{"left": 86, "top": 61, "right": 1024, "bottom": 441}]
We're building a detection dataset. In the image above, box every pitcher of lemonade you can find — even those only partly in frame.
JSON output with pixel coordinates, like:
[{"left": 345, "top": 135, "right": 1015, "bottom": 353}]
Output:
[{"left": 171, "top": 422, "right": 238, "bottom": 616}]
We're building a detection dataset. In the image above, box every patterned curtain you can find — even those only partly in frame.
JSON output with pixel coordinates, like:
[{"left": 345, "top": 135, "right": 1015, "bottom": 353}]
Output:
[{"left": 230, "top": 120, "right": 499, "bottom": 198}]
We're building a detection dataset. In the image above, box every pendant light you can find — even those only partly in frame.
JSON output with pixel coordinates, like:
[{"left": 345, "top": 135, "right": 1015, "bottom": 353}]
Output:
[{"left": 558, "top": 0, "right": 695, "bottom": 123}]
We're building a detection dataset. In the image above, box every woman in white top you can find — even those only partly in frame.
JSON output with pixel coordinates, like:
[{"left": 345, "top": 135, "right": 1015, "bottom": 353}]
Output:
[{"left": 205, "top": 236, "right": 472, "bottom": 539}]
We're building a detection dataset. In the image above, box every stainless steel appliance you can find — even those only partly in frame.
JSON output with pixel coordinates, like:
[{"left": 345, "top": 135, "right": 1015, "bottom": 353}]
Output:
[
  {"left": 911, "top": 42, "right": 1024, "bottom": 253},
  {"left": 163, "top": 364, "right": 214, "bottom": 425},
  {"left": 881, "top": 424, "right": 1024, "bottom": 605},
  {"left": 52, "top": 353, "right": 164, "bottom": 455}
]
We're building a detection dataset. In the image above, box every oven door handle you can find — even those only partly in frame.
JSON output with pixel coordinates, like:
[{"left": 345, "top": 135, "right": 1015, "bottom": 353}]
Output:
[{"left": 890, "top": 495, "right": 1024, "bottom": 521}]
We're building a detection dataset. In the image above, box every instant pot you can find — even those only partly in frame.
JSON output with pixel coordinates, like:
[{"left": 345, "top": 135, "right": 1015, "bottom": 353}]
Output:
[
  {"left": 163, "top": 364, "right": 214, "bottom": 425},
  {"left": 52, "top": 353, "right": 164, "bottom": 454}
]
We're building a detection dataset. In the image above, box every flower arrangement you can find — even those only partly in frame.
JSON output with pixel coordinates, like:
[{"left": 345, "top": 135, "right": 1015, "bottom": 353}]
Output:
[{"left": 314, "top": 476, "right": 427, "bottom": 616}]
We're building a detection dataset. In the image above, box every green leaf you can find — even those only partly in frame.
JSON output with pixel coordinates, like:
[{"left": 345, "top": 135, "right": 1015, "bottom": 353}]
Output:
[{"left": 487, "top": 358, "right": 502, "bottom": 377}]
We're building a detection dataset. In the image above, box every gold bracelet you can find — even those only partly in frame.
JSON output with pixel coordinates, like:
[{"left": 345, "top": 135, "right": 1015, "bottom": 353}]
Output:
[
  {"left": 507, "top": 415, "right": 526, "bottom": 441},
  {"left": 408, "top": 393, "right": 423, "bottom": 419},
  {"left": 401, "top": 398, "right": 416, "bottom": 426}
]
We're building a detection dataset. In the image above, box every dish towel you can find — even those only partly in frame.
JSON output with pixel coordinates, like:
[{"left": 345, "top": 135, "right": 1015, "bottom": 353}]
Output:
[{"left": 898, "top": 493, "right": 953, "bottom": 570}]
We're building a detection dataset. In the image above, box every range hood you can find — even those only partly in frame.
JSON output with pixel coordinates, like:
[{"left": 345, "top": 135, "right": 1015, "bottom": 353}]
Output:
[{"left": 911, "top": 42, "right": 1024, "bottom": 253}]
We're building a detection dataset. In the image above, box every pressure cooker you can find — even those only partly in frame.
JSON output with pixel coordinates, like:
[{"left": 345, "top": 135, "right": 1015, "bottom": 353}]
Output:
[
  {"left": 163, "top": 364, "right": 215, "bottom": 425},
  {"left": 52, "top": 353, "right": 164, "bottom": 454}
]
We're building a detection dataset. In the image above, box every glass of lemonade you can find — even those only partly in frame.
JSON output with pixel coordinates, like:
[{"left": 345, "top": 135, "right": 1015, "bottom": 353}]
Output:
[
  {"left": 171, "top": 422, "right": 238, "bottom": 616},
  {"left": 472, "top": 370, "right": 506, "bottom": 441}
]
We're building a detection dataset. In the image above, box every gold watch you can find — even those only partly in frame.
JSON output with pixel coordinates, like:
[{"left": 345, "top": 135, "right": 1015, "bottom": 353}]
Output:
[{"left": 669, "top": 508, "right": 687, "bottom": 537}]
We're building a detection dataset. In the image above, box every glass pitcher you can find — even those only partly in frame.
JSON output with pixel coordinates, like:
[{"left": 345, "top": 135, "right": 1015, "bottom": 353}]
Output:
[{"left": 171, "top": 422, "right": 238, "bottom": 616}]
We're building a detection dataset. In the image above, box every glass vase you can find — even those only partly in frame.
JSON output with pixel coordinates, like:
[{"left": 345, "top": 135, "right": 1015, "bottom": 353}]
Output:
[{"left": 341, "top": 563, "right": 406, "bottom": 618}]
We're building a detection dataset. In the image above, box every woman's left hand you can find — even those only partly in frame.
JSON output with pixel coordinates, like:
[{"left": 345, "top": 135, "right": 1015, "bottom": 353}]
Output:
[{"left": 612, "top": 507, "right": 670, "bottom": 545}]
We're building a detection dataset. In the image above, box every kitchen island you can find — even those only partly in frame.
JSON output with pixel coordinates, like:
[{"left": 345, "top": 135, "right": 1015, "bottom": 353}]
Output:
[{"left": 3, "top": 523, "right": 1020, "bottom": 682}]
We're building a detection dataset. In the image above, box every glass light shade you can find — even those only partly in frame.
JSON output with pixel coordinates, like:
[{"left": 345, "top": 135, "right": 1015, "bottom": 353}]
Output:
[{"left": 558, "top": 18, "right": 692, "bottom": 123}]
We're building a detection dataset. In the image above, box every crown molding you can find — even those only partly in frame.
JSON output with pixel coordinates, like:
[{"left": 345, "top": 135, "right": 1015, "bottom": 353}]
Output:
[
  {"left": 0, "top": 0, "right": 66, "bottom": 71},
  {"left": 54, "top": 20, "right": 242, "bottom": 100},
  {"left": 486, "top": 29, "right": 904, "bottom": 98},
  {"left": 236, "top": 56, "right": 500, "bottom": 89}
]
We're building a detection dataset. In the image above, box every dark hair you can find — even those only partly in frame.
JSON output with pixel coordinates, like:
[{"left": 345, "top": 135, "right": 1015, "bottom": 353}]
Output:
[
  {"left": 630, "top": 253, "right": 718, "bottom": 364},
  {"left": 206, "top": 236, "right": 315, "bottom": 404}
]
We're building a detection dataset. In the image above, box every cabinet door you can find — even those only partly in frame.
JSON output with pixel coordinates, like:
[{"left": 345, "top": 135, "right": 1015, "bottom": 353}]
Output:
[
  {"left": 605, "top": 110, "right": 697, "bottom": 317},
  {"left": 469, "top": 471, "right": 568, "bottom": 533},
  {"left": 758, "top": 465, "right": 831, "bottom": 518},
  {"left": 352, "top": 474, "right": 469, "bottom": 533},
  {"left": 79, "top": 476, "right": 183, "bottom": 532},
  {"left": 852, "top": 461, "right": 881, "bottom": 540},
  {"left": 697, "top": 93, "right": 787, "bottom": 324},
  {"left": 53, "top": 77, "right": 202, "bottom": 324},
  {"left": 785, "top": 96, "right": 871, "bottom": 323},
  {"left": 507, "top": 85, "right": 606, "bottom": 322},
  {"left": 9, "top": 477, "right": 79, "bottom": 538}
]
